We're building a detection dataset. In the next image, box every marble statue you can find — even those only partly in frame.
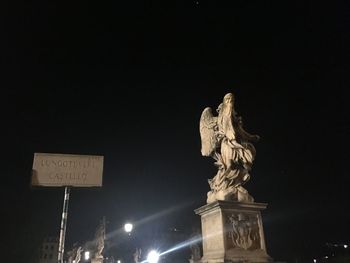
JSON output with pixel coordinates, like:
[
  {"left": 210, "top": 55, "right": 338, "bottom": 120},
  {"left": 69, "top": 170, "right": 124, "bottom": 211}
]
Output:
[
  {"left": 75, "top": 247, "right": 82, "bottom": 263},
  {"left": 93, "top": 217, "right": 106, "bottom": 260},
  {"left": 200, "top": 93, "right": 259, "bottom": 203},
  {"left": 67, "top": 245, "right": 82, "bottom": 263},
  {"left": 133, "top": 248, "right": 142, "bottom": 263}
]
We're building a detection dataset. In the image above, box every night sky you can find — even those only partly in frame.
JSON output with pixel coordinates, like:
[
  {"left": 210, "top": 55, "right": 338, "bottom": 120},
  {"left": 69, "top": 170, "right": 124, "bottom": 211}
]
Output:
[{"left": 2, "top": 1, "right": 350, "bottom": 262}]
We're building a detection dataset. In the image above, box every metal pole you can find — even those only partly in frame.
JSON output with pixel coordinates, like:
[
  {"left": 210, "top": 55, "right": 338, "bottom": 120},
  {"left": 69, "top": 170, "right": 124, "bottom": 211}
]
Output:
[{"left": 58, "top": 186, "right": 71, "bottom": 263}]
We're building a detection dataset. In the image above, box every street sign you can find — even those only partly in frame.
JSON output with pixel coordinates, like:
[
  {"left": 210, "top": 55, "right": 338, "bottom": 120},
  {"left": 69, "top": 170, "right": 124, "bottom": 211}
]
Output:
[{"left": 32, "top": 153, "right": 104, "bottom": 187}]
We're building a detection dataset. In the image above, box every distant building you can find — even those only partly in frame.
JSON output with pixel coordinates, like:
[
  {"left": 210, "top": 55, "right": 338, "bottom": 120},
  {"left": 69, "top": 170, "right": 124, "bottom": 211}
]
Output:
[{"left": 38, "top": 237, "right": 59, "bottom": 263}]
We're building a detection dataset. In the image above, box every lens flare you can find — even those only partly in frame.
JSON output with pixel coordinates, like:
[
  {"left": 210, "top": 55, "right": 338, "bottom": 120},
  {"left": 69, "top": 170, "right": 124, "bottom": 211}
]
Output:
[{"left": 147, "top": 250, "right": 160, "bottom": 263}]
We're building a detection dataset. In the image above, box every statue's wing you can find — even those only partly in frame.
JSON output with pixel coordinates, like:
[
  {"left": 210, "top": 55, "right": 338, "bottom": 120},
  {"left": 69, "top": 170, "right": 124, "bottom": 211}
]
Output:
[{"left": 200, "top": 107, "right": 218, "bottom": 156}]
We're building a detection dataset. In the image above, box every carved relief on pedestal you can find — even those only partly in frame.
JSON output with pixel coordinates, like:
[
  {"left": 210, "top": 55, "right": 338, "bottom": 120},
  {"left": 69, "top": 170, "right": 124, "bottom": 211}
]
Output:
[{"left": 226, "top": 213, "right": 261, "bottom": 250}]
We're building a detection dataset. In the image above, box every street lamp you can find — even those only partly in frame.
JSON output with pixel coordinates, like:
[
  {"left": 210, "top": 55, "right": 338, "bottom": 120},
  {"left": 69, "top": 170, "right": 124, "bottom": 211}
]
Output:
[
  {"left": 124, "top": 223, "right": 133, "bottom": 234},
  {"left": 147, "top": 250, "right": 160, "bottom": 263},
  {"left": 84, "top": 251, "right": 90, "bottom": 261}
]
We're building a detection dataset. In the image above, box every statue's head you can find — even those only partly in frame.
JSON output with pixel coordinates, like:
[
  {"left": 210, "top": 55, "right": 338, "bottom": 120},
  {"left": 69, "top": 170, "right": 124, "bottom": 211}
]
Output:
[{"left": 223, "top": 93, "right": 234, "bottom": 104}]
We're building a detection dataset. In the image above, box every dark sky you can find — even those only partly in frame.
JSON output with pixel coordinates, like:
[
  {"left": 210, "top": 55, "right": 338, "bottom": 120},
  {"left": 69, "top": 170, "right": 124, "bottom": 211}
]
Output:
[{"left": 2, "top": 1, "right": 350, "bottom": 262}]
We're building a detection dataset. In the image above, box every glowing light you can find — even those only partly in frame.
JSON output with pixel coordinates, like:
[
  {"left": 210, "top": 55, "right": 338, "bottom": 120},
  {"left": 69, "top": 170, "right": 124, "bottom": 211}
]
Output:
[
  {"left": 104, "top": 202, "right": 191, "bottom": 241},
  {"left": 147, "top": 250, "right": 160, "bottom": 263},
  {"left": 313, "top": 259, "right": 317, "bottom": 263},
  {"left": 124, "top": 223, "right": 133, "bottom": 233},
  {"left": 344, "top": 244, "right": 348, "bottom": 248},
  {"left": 117, "top": 260, "right": 121, "bottom": 263},
  {"left": 160, "top": 234, "right": 202, "bottom": 256},
  {"left": 84, "top": 251, "right": 90, "bottom": 260}
]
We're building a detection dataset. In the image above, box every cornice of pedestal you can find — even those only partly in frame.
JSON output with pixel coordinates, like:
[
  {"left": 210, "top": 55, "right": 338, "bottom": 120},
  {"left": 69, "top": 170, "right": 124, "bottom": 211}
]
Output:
[{"left": 194, "top": 200, "right": 268, "bottom": 215}]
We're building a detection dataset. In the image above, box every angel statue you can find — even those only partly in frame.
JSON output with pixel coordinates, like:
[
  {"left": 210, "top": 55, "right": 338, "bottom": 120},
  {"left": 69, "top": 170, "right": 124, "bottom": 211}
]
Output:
[
  {"left": 93, "top": 217, "right": 106, "bottom": 260},
  {"left": 67, "top": 245, "right": 82, "bottom": 263},
  {"left": 200, "top": 93, "right": 259, "bottom": 203}
]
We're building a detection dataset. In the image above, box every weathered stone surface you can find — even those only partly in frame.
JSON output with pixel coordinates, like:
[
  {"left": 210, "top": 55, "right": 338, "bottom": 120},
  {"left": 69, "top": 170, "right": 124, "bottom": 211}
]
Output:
[
  {"left": 94, "top": 218, "right": 106, "bottom": 259},
  {"left": 195, "top": 201, "right": 273, "bottom": 263},
  {"left": 199, "top": 93, "right": 259, "bottom": 203},
  {"left": 91, "top": 258, "right": 103, "bottom": 263},
  {"left": 32, "top": 153, "right": 104, "bottom": 187}
]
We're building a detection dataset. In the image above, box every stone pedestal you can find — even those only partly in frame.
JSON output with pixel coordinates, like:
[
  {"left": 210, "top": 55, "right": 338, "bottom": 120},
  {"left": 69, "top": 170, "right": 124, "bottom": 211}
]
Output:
[
  {"left": 195, "top": 201, "right": 273, "bottom": 263},
  {"left": 91, "top": 257, "right": 103, "bottom": 263}
]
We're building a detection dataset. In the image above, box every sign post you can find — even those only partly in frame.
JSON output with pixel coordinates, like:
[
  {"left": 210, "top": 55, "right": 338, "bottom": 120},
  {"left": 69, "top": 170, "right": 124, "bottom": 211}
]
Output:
[
  {"left": 32, "top": 153, "right": 104, "bottom": 263},
  {"left": 58, "top": 186, "right": 70, "bottom": 263}
]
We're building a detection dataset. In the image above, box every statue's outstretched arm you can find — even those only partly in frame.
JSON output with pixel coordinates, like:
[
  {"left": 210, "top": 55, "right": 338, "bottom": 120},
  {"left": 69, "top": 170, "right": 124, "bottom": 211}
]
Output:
[{"left": 236, "top": 117, "right": 260, "bottom": 142}]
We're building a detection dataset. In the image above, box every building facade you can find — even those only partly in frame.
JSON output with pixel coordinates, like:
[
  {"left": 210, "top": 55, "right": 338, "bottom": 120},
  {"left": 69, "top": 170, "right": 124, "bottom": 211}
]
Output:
[{"left": 38, "top": 237, "right": 59, "bottom": 263}]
